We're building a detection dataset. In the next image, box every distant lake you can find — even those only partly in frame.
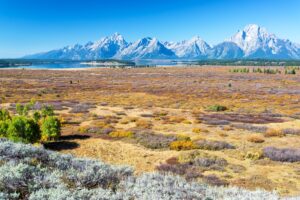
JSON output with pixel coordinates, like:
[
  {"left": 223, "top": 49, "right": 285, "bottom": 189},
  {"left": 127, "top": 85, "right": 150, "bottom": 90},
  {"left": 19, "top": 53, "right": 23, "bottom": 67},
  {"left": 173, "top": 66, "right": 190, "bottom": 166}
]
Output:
[
  {"left": 1, "top": 63, "right": 104, "bottom": 70},
  {"left": 0, "top": 60, "right": 197, "bottom": 69}
]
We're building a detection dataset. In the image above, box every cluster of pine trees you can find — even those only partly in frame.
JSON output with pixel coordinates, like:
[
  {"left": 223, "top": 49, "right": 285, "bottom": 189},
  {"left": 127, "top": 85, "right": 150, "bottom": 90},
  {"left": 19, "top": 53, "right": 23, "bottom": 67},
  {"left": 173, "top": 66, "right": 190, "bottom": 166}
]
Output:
[{"left": 229, "top": 66, "right": 299, "bottom": 75}]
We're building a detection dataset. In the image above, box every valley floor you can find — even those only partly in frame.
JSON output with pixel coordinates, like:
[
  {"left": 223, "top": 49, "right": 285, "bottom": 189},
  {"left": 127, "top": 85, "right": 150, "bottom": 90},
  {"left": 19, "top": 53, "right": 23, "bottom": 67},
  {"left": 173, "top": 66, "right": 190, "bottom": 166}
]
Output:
[{"left": 1, "top": 66, "right": 300, "bottom": 197}]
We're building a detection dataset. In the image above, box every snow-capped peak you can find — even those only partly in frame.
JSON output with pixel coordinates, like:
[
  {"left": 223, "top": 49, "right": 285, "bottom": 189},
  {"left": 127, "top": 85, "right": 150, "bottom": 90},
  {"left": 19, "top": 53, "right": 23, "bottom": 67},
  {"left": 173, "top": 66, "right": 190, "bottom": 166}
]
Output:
[
  {"left": 243, "top": 24, "right": 268, "bottom": 36},
  {"left": 229, "top": 24, "right": 279, "bottom": 56},
  {"left": 166, "top": 36, "right": 210, "bottom": 58},
  {"left": 189, "top": 35, "right": 204, "bottom": 43},
  {"left": 86, "top": 32, "right": 129, "bottom": 59},
  {"left": 110, "top": 32, "right": 126, "bottom": 42}
]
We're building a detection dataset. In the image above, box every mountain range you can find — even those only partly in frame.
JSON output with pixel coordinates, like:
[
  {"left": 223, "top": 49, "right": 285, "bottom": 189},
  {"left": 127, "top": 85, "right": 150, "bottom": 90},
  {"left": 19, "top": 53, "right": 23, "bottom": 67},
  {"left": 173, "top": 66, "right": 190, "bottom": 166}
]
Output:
[{"left": 24, "top": 24, "right": 300, "bottom": 60}]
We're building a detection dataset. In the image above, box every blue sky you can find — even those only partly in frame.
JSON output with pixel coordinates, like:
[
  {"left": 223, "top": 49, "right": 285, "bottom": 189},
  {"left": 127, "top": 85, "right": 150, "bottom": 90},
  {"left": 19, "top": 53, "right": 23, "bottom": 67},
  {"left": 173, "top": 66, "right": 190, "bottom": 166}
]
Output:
[{"left": 0, "top": 0, "right": 299, "bottom": 58}]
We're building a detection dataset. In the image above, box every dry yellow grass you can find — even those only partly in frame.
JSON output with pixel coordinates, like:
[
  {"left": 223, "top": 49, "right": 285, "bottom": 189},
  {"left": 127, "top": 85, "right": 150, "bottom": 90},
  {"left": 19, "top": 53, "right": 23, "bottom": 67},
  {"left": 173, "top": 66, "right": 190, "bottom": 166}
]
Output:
[
  {"left": 264, "top": 128, "right": 285, "bottom": 137},
  {"left": 247, "top": 135, "right": 265, "bottom": 143},
  {"left": 60, "top": 138, "right": 180, "bottom": 174},
  {"left": 135, "top": 119, "right": 153, "bottom": 129}
]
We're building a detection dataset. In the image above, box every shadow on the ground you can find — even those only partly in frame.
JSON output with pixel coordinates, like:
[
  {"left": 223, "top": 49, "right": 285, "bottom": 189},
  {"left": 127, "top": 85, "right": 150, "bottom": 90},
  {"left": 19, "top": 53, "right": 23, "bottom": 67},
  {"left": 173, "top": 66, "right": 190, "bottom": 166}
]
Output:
[
  {"left": 43, "top": 141, "right": 79, "bottom": 150},
  {"left": 59, "top": 134, "right": 91, "bottom": 140}
]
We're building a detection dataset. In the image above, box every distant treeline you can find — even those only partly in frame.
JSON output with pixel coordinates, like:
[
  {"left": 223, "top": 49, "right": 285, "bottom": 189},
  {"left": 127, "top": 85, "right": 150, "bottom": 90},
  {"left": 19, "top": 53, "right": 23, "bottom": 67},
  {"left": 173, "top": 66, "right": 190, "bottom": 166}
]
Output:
[
  {"left": 191, "top": 59, "right": 300, "bottom": 66},
  {"left": 229, "top": 66, "right": 300, "bottom": 75}
]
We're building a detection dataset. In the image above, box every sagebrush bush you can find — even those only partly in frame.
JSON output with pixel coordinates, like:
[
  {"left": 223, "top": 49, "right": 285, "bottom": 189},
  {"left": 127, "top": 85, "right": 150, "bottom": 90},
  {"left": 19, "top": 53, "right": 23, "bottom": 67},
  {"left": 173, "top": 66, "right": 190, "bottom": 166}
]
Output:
[
  {"left": 122, "top": 173, "right": 206, "bottom": 199},
  {"left": 281, "top": 128, "right": 300, "bottom": 135},
  {"left": 134, "top": 131, "right": 177, "bottom": 149},
  {"left": 156, "top": 162, "right": 192, "bottom": 176},
  {"left": 196, "top": 140, "right": 235, "bottom": 151},
  {"left": 201, "top": 118, "right": 230, "bottom": 126},
  {"left": 203, "top": 174, "right": 228, "bottom": 186},
  {"left": 178, "top": 150, "right": 204, "bottom": 163},
  {"left": 177, "top": 151, "right": 228, "bottom": 171},
  {"left": 0, "top": 139, "right": 286, "bottom": 200},
  {"left": 70, "top": 103, "right": 96, "bottom": 113},
  {"left": 263, "top": 147, "right": 300, "bottom": 162},
  {"left": 232, "top": 123, "right": 268, "bottom": 133},
  {"left": 194, "top": 157, "right": 228, "bottom": 169}
]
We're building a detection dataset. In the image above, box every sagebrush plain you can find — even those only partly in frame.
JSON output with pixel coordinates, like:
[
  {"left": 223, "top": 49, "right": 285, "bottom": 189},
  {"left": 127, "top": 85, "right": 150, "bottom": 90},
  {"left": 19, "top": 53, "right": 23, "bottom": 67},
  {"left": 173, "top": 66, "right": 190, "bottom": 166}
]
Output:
[{"left": 1, "top": 66, "right": 300, "bottom": 197}]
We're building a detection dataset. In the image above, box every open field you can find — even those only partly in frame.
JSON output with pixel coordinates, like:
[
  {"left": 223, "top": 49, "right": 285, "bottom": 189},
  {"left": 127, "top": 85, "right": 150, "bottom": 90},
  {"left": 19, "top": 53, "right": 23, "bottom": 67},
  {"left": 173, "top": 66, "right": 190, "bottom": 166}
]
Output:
[{"left": 1, "top": 66, "right": 300, "bottom": 197}]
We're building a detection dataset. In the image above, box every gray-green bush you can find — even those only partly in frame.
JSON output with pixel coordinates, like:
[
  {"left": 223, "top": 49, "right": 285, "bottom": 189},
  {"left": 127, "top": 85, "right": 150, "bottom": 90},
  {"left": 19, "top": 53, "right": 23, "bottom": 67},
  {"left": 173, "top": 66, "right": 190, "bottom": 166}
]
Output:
[{"left": 0, "top": 139, "right": 291, "bottom": 200}]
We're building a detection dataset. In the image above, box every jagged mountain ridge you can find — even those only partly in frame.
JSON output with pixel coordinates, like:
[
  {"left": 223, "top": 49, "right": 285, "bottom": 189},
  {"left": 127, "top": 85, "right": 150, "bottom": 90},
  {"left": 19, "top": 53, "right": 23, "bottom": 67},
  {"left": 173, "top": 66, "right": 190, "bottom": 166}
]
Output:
[
  {"left": 229, "top": 24, "right": 300, "bottom": 59},
  {"left": 24, "top": 25, "right": 300, "bottom": 60},
  {"left": 115, "top": 37, "right": 176, "bottom": 59}
]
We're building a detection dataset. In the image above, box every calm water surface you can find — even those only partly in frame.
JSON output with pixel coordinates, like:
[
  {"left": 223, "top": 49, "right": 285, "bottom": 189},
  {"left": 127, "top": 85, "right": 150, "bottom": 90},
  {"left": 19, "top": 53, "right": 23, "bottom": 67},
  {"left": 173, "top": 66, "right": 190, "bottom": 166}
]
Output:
[{"left": 1, "top": 60, "right": 196, "bottom": 69}]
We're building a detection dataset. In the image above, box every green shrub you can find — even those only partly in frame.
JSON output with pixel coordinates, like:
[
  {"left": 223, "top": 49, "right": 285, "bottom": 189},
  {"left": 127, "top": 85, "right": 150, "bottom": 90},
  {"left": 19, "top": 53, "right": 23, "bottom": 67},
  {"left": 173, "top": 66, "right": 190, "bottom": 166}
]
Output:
[
  {"left": 41, "top": 105, "right": 54, "bottom": 118},
  {"left": 41, "top": 116, "right": 61, "bottom": 141},
  {"left": 0, "top": 109, "right": 10, "bottom": 121},
  {"left": 207, "top": 105, "right": 228, "bottom": 112},
  {"left": 16, "top": 103, "right": 31, "bottom": 116},
  {"left": 32, "top": 111, "right": 41, "bottom": 123},
  {"left": 0, "top": 120, "right": 9, "bottom": 137},
  {"left": 7, "top": 116, "right": 40, "bottom": 143},
  {"left": 0, "top": 104, "right": 61, "bottom": 144}
]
